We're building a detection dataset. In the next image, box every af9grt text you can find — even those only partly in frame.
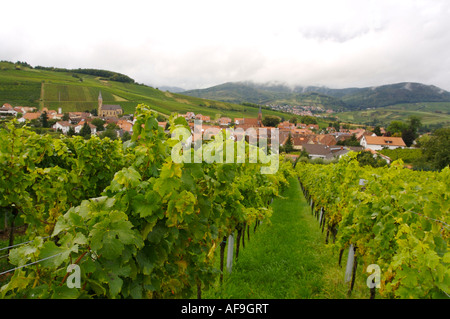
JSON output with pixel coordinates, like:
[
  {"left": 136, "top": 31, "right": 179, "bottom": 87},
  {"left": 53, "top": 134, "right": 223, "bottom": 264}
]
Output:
[{"left": 181, "top": 303, "right": 269, "bottom": 316}]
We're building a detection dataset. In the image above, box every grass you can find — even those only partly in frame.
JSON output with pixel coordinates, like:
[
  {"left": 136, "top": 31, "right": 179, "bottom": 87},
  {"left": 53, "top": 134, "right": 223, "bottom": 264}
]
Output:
[
  {"left": 0, "top": 79, "right": 41, "bottom": 107},
  {"left": 204, "top": 177, "right": 371, "bottom": 299},
  {"left": 336, "top": 102, "right": 450, "bottom": 127}
]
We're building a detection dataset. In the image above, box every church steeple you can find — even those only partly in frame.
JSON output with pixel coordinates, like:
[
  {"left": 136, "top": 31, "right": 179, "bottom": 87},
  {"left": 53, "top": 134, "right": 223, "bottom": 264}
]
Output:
[{"left": 98, "top": 91, "right": 103, "bottom": 117}]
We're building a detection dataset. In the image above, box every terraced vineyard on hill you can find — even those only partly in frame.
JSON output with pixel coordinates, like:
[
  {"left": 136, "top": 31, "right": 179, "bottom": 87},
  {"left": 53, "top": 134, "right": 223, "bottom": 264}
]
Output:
[{"left": 0, "top": 61, "right": 289, "bottom": 120}]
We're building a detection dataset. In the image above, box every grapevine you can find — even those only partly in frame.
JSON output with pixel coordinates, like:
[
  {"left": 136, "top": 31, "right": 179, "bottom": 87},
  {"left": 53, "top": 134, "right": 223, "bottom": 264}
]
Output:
[
  {"left": 0, "top": 105, "right": 294, "bottom": 298},
  {"left": 296, "top": 153, "right": 450, "bottom": 298}
]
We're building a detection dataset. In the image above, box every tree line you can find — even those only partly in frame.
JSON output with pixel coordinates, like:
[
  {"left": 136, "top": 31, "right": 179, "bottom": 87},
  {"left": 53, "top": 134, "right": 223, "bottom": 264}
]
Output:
[{"left": 33, "top": 65, "right": 135, "bottom": 83}]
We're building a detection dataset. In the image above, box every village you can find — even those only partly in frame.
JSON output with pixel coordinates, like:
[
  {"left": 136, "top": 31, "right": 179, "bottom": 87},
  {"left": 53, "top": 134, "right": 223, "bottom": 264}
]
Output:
[
  {"left": 266, "top": 103, "right": 335, "bottom": 117},
  {"left": 0, "top": 92, "right": 406, "bottom": 164}
]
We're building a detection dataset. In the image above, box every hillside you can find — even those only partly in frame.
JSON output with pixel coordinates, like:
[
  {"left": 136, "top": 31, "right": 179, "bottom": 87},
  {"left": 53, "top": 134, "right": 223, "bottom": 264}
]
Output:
[
  {"left": 336, "top": 102, "right": 450, "bottom": 127},
  {"left": 2, "top": 61, "right": 448, "bottom": 126},
  {"left": 183, "top": 82, "right": 347, "bottom": 111},
  {"left": 340, "top": 82, "right": 450, "bottom": 109},
  {"left": 183, "top": 81, "right": 450, "bottom": 111},
  {"left": 0, "top": 61, "right": 290, "bottom": 120}
]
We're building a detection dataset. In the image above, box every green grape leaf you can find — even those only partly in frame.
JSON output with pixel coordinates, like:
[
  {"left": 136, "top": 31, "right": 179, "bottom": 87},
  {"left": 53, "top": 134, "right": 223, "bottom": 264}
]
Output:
[
  {"left": 51, "top": 285, "right": 80, "bottom": 299},
  {"left": 132, "top": 190, "right": 161, "bottom": 218},
  {"left": 114, "top": 167, "right": 141, "bottom": 188},
  {"left": 147, "top": 223, "right": 167, "bottom": 244},
  {"left": 136, "top": 246, "right": 158, "bottom": 275},
  {"left": 101, "top": 231, "right": 124, "bottom": 260},
  {"left": 39, "top": 241, "right": 72, "bottom": 269},
  {"left": 108, "top": 273, "right": 123, "bottom": 298},
  {"left": 9, "top": 245, "right": 38, "bottom": 267}
]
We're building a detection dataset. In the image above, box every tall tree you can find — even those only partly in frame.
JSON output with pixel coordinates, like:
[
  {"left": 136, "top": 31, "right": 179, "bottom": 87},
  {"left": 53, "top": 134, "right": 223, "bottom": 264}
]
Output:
[
  {"left": 79, "top": 122, "right": 91, "bottom": 139},
  {"left": 373, "top": 126, "right": 382, "bottom": 136},
  {"left": 401, "top": 128, "right": 415, "bottom": 147},
  {"left": 421, "top": 128, "right": 450, "bottom": 170},
  {"left": 40, "top": 111, "right": 49, "bottom": 128},
  {"left": 408, "top": 115, "right": 422, "bottom": 135},
  {"left": 284, "top": 132, "right": 294, "bottom": 153}
]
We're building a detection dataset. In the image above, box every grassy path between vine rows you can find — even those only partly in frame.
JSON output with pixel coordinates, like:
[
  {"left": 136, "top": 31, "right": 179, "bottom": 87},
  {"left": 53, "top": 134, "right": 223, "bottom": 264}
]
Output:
[{"left": 204, "top": 176, "right": 370, "bottom": 299}]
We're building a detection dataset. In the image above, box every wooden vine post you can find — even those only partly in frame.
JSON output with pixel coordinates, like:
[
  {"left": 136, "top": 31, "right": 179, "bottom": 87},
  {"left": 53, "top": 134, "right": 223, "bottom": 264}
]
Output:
[
  {"left": 344, "top": 179, "right": 367, "bottom": 297},
  {"left": 226, "top": 232, "right": 234, "bottom": 274}
]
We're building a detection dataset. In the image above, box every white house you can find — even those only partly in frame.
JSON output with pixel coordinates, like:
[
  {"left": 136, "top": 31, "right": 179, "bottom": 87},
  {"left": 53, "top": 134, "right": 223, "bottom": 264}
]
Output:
[
  {"left": 360, "top": 135, "right": 406, "bottom": 151},
  {"left": 0, "top": 105, "right": 18, "bottom": 117},
  {"left": 53, "top": 121, "right": 74, "bottom": 135}
]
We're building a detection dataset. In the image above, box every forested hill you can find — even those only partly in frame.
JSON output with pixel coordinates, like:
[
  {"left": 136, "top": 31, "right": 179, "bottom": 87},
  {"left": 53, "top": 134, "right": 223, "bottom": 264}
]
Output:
[{"left": 182, "top": 81, "right": 450, "bottom": 110}]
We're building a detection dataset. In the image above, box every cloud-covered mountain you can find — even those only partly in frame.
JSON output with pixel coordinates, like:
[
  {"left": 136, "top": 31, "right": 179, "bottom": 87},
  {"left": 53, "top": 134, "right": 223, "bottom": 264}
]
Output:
[{"left": 182, "top": 81, "right": 450, "bottom": 111}]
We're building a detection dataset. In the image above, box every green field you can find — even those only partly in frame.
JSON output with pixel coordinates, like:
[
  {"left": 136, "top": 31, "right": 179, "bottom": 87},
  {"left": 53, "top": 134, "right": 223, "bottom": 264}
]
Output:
[
  {"left": 379, "top": 148, "right": 422, "bottom": 164},
  {"left": 205, "top": 177, "right": 370, "bottom": 299},
  {"left": 335, "top": 102, "right": 450, "bottom": 127},
  {"left": 0, "top": 61, "right": 291, "bottom": 120}
]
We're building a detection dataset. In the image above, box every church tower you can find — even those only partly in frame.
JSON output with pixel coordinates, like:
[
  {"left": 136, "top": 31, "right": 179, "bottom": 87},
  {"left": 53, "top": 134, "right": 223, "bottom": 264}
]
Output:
[{"left": 98, "top": 91, "right": 103, "bottom": 117}]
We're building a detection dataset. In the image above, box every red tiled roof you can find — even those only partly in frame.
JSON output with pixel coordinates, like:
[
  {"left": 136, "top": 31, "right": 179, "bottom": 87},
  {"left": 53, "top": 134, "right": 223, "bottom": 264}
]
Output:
[{"left": 364, "top": 136, "right": 406, "bottom": 147}]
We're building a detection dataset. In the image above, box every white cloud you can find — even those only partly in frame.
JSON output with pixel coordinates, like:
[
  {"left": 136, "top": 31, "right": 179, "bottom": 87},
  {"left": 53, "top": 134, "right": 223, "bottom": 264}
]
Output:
[{"left": 1, "top": 0, "right": 450, "bottom": 90}]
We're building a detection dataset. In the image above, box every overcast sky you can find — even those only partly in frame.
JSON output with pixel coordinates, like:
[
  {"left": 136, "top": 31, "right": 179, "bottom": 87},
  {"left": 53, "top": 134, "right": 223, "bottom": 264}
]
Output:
[{"left": 1, "top": 0, "right": 450, "bottom": 90}]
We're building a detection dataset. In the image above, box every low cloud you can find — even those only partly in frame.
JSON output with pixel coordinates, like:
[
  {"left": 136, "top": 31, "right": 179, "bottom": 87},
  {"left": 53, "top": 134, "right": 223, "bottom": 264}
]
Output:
[{"left": 1, "top": 0, "right": 450, "bottom": 91}]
